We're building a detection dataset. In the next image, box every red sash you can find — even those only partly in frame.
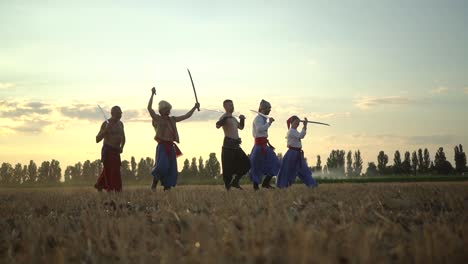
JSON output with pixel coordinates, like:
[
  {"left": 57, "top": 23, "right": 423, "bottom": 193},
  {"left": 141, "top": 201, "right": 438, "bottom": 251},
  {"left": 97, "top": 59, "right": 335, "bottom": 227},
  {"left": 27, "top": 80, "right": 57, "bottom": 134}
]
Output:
[
  {"left": 255, "top": 137, "right": 269, "bottom": 156},
  {"left": 157, "top": 140, "right": 182, "bottom": 158}
]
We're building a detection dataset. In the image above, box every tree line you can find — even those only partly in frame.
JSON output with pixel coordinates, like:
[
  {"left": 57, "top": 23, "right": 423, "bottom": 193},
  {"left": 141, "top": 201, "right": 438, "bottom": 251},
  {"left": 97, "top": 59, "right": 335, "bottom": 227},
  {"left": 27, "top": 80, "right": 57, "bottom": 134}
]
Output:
[
  {"left": 0, "top": 153, "right": 222, "bottom": 185},
  {"left": 0, "top": 145, "right": 466, "bottom": 185},
  {"left": 316, "top": 145, "right": 467, "bottom": 177}
]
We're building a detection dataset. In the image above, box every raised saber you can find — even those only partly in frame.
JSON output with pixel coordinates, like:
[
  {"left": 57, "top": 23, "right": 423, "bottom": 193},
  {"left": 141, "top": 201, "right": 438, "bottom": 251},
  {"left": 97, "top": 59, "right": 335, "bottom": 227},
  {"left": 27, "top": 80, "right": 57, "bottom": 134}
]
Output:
[
  {"left": 300, "top": 120, "right": 330, "bottom": 126},
  {"left": 97, "top": 104, "right": 109, "bottom": 123},
  {"left": 250, "top": 110, "right": 330, "bottom": 126},
  {"left": 203, "top": 108, "right": 240, "bottom": 118},
  {"left": 250, "top": 109, "right": 271, "bottom": 119},
  {"left": 187, "top": 68, "right": 200, "bottom": 111}
]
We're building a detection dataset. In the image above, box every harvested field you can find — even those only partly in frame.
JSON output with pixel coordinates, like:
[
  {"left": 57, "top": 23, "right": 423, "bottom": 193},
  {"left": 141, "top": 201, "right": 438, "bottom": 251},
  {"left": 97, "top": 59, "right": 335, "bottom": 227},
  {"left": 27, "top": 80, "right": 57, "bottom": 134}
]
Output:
[{"left": 1, "top": 182, "right": 467, "bottom": 263}]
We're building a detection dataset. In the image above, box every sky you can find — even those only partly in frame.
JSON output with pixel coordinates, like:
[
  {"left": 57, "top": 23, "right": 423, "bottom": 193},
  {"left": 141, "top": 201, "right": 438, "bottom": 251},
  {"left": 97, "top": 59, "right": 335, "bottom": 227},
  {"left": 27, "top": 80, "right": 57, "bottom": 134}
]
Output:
[{"left": 1, "top": 0, "right": 468, "bottom": 171}]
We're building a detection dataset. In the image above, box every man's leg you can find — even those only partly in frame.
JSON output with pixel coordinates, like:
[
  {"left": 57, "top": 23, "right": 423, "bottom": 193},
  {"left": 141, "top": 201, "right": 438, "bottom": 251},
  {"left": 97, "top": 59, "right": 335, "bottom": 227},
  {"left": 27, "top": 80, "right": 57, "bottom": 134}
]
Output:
[
  {"left": 150, "top": 177, "right": 158, "bottom": 191},
  {"left": 223, "top": 173, "right": 232, "bottom": 190},
  {"left": 231, "top": 174, "right": 243, "bottom": 190},
  {"left": 262, "top": 175, "right": 275, "bottom": 189}
]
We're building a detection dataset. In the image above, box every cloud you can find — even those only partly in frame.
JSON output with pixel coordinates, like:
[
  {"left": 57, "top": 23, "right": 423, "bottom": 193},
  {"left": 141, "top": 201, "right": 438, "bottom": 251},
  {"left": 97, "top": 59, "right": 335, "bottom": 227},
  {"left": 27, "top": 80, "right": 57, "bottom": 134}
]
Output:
[
  {"left": 0, "top": 82, "right": 15, "bottom": 89},
  {"left": 12, "top": 120, "right": 54, "bottom": 134},
  {"left": 58, "top": 104, "right": 105, "bottom": 122},
  {"left": 353, "top": 96, "right": 412, "bottom": 110},
  {"left": 309, "top": 112, "right": 351, "bottom": 119},
  {"left": 430, "top": 87, "right": 449, "bottom": 94},
  {"left": 0, "top": 100, "right": 52, "bottom": 119}
]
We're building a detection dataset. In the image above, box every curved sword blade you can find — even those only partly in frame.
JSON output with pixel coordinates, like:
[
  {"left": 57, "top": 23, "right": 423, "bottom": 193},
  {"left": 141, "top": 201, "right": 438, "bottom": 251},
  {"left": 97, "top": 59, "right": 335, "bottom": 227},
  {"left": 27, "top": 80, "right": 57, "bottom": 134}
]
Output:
[{"left": 187, "top": 68, "right": 200, "bottom": 111}]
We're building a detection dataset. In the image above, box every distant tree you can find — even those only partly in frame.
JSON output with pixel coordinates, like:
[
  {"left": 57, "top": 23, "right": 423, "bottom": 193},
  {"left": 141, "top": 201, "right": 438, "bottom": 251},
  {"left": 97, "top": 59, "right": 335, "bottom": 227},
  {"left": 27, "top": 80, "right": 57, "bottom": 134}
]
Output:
[
  {"left": 64, "top": 166, "right": 73, "bottom": 182},
  {"left": 145, "top": 157, "right": 154, "bottom": 169},
  {"left": 346, "top": 151, "right": 353, "bottom": 177},
  {"left": 37, "top": 161, "right": 51, "bottom": 183},
  {"left": 28, "top": 160, "right": 38, "bottom": 183},
  {"left": 417, "top": 149, "right": 424, "bottom": 173},
  {"left": 205, "top": 153, "right": 221, "bottom": 178},
  {"left": 423, "top": 148, "right": 431, "bottom": 173},
  {"left": 411, "top": 151, "right": 418, "bottom": 174},
  {"left": 365, "top": 162, "right": 378, "bottom": 177},
  {"left": 434, "top": 147, "right": 454, "bottom": 174},
  {"left": 92, "top": 160, "right": 103, "bottom": 179},
  {"left": 326, "top": 150, "right": 338, "bottom": 172},
  {"left": 393, "top": 151, "right": 402, "bottom": 174},
  {"left": 327, "top": 150, "right": 345, "bottom": 175},
  {"left": 353, "top": 150, "right": 363, "bottom": 176},
  {"left": 121, "top": 160, "right": 134, "bottom": 182},
  {"left": 82, "top": 160, "right": 92, "bottom": 181},
  {"left": 12, "top": 163, "right": 23, "bottom": 184},
  {"left": 316, "top": 155, "right": 322, "bottom": 173},
  {"left": 131, "top": 156, "right": 137, "bottom": 180},
  {"left": 137, "top": 158, "right": 151, "bottom": 181},
  {"left": 190, "top": 157, "right": 198, "bottom": 176},
  {"left": 454, "top": 144, "right": 467, "bottom": 174},
  {"left": 50, "top": 159, "right": 61, "bottom": 182},
  {"left": 198, "top": 156, "right": 206, "bottom": 177},
  {"left": 72, "top": 162, "right": 82, "bottom": 181},
  {"left": 0, "top": 162, "right": 13, "bottom": 184},
  {"left": 323, "top": 165, "right": 329, "bottom": 175},
  {"left": 401, "top": 151, "right": 411, "bottom": 174},
  {"left": 377, "top": 151, "right": 388, "bottom": 174},
  {"left": 180, "top": 158, "right": 190, "bottom": 177},
  {"left": 21, "top": 165, "right": 28, "bottom": 184}
]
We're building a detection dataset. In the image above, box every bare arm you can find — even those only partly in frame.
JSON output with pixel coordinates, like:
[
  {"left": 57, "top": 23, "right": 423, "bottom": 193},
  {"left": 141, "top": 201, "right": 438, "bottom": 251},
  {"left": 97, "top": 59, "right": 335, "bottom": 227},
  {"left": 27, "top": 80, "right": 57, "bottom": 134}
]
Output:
[
  {"left": 216, "top": 114, "right": 227, "bottom": 129},
  {"left": 147, "top": 87, "right": 159, "bottom": 121},
  {"left": 96, "top": 122, "right": 108, "bottom": 143},
  {"left": 120, "top": 122, "right": 126, "bottom": 153},
  {"left": 238, "top": 115, "right": 246, "bottom": 130},
  {"left": 175, "top": 102, "right": 200, "bottom": 122}
]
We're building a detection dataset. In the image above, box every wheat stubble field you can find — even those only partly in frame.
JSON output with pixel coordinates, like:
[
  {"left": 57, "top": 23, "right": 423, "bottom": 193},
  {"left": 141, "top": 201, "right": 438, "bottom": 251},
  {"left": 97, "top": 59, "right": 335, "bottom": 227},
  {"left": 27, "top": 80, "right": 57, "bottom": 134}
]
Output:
[{"left": 1, "top": 182, "right": 467, "bottom": 263}]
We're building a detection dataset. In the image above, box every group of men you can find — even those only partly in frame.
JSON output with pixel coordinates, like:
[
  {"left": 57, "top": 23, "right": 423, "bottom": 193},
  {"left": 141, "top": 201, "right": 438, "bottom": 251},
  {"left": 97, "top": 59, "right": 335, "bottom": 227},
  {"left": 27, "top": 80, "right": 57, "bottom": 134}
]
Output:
[{"left": 94, "top": 89, "right": 318, "bottom": 192}]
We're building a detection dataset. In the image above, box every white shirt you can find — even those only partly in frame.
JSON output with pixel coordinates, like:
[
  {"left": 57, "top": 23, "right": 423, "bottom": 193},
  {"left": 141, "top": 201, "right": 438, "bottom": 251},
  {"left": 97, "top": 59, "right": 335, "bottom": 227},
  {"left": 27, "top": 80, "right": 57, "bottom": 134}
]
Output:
[
  {"left": 286, "top": 127, "right": 306, "bottom": 148},
  {"left": 252, "top": 115, "right": 270, "bottom": 138}
]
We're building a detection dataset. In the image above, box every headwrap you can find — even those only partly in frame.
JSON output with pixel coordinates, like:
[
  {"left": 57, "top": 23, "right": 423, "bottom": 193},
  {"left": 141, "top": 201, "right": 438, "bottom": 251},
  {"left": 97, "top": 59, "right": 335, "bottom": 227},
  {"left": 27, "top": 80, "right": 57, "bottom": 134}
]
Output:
[
  {"left": 287, "top": 116, "right": 299, "bottom": 129},
  {"left": 258, "top": 99, "right": 271, "bottom": 111},
  {"left": 158, "top": 100, "right": 172, "bottom": 114}
]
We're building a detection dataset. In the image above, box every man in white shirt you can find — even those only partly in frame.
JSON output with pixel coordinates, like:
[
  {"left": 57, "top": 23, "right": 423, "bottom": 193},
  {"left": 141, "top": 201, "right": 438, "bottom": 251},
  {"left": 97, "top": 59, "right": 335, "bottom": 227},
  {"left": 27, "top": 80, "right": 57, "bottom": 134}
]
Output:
[
  {"left": 276, "top": 116, "right": 318, "bottom": 188},
  {"left": 216, "top": 99, "right": 251, "bottom": 190},
  {"left": 249, "top": 99, "right": 280, "bottom": 190}
]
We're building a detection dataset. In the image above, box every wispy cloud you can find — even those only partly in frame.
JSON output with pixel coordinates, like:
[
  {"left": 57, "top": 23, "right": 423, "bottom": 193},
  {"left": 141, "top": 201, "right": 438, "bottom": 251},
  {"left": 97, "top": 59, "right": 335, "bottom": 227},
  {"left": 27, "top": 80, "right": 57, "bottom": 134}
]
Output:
[
  {"left": 353, "top": 96, "right": 412, "bottom": 110},
  {"left": 430, "top": 87, "right": 449, "bottom": 94},
  {"left": 0, "top": 100, "right": 52, "bottom": 119},
  {"left": 319, "top": 133, "right": 458, "bottom": 149},
  {"left": 0, "top": 82, "right": 15, "bottom": 89}
]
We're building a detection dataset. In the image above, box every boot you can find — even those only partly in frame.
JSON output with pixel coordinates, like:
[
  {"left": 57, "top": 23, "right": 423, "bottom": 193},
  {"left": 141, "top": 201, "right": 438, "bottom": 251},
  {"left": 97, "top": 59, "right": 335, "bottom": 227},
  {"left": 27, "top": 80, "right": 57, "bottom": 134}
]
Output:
[{"left": 262, "top": 176, "right": 275, "bottom": 189}]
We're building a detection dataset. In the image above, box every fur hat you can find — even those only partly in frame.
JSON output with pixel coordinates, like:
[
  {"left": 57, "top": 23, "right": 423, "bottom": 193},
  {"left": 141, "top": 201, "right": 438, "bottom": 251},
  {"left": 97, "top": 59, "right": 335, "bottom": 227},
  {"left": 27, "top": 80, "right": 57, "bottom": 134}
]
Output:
[{"left": 258, "top": 99, "right": 271, "bottom": 111}]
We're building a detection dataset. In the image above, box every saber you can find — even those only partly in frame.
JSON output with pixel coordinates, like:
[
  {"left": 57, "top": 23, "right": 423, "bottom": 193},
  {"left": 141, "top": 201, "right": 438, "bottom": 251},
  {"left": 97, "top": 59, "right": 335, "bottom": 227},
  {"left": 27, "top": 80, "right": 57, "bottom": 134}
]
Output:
[
  {"left": 203, "top": 108, "right": 239, "bottom": 118},
  {"left": 250, "top": 109, "right": 271, "bottom": 119},
  {"left": 97, "top": 105, "right": 109, "bottom": 123},
  {"left": 299, "top": 120, "right": 330, "bottom": 126},
  {"left": 251, "top": 110, "right": 330, "bottom": 126},
  {"left": 187, "top": 68, "right": 200, "bottom": 111}
]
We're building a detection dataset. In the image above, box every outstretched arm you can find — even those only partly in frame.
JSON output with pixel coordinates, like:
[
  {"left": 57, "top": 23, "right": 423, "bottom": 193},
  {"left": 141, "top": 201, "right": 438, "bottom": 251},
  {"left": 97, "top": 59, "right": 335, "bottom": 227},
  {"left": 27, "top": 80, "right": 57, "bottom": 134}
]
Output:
[
  {"left": 147, "top": 87, "right": 159, "bottom": 120},
  {"left": 175, "top": 102, "right": 200, "bottom": 122}
]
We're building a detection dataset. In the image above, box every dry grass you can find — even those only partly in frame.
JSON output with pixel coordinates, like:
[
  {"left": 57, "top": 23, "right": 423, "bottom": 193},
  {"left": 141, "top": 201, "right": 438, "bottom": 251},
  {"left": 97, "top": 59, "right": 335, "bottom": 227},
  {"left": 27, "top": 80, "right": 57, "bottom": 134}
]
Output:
[{"left": 1, "top": 182, "right": 467, "bottom": 263}]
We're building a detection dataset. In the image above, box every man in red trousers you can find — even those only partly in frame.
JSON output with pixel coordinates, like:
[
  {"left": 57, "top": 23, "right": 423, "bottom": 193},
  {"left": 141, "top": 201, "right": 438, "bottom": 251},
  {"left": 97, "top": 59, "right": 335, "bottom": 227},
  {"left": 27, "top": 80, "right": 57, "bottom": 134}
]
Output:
[{"left": 94, "top": 106, "right": 126, "bottom": 192}]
